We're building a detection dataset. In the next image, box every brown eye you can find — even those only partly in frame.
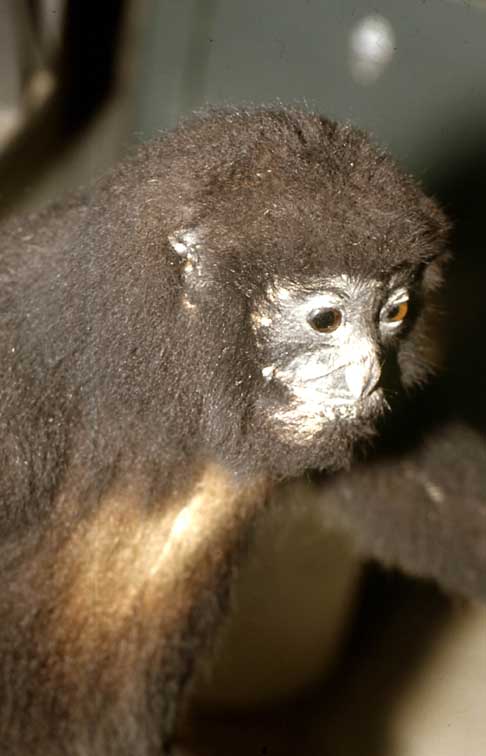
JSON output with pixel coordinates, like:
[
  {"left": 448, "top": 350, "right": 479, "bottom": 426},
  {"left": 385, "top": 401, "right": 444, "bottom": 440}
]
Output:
[
  {"left": 384, "top": 300, "right": 409, "bottom": 324},
  {"left": 308, "top": 308, "right": 343, "bottom": 333}
]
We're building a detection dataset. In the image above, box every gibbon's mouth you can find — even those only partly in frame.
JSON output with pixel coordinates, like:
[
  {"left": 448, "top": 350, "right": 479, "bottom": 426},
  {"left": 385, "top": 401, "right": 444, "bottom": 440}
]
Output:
[
  {"left": 322, "top": 387, "right": 386, "bottom": 421},
  {"left": 285, "top": 355, "right": 382, "bottom": 406},
  {"left": 327, "top": 387, "right": 384, "bottom": 408},
  {"left": 288, "top": 375, "right": 385, "bottom": 410},
  {"left": 275, "top": 386, "right": 385, "bottom": 425},
  {"left": 359, "top": 388, "right": 389, "bottom": 417}
]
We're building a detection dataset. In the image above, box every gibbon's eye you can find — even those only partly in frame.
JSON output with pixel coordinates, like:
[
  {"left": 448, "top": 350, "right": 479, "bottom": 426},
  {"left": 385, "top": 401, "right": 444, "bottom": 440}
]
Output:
[
  {"left": 308, "top": 307, "right": 343, "bottom": 333},
  {"left": 381, "top": 298, "right": 409, "bottom": 327}
]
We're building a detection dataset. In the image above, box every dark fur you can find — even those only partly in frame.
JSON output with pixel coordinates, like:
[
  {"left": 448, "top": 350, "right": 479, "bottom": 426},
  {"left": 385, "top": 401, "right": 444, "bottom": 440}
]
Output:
[
  {"left": 319, "top": 418, "right": 486, "bottom": 600},
  {"left": 316, "top": 354, "right": 486, "bottom": 601},
  {"left": 0, "top": 107, "right": 449, "bottom": 754}
]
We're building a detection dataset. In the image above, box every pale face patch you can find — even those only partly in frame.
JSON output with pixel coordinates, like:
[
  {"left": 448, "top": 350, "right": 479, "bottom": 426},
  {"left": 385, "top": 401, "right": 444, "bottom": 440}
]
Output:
[{"left": 254, "top": 274, "right": 408, "bottom": 441}]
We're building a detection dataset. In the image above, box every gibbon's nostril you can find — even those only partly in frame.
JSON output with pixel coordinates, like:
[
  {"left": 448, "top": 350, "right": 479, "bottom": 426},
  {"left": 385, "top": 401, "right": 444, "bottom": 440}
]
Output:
[{"left": 345, "top": 355, "right": 381, "bottom": 400}]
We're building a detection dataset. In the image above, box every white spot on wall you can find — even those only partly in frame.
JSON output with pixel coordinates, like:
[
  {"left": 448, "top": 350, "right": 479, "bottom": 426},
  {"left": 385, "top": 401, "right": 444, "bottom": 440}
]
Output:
[{"left": 349, "top": 14, "right": 396, "bottom": 85}]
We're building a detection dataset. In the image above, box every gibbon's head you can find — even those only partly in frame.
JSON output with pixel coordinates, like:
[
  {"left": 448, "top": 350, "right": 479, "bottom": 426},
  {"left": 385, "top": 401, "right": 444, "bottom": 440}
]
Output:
[
  {"left": 101, "top": 107, "right": 449, "bottom": 478},
  {"left": 159, "top": 109, "right": 450, "bottom": 476}
]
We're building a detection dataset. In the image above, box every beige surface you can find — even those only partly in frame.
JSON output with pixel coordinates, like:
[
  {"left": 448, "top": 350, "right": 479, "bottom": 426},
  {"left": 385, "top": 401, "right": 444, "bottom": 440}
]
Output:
[
  {"left": 178, "top": 600, "right": 486, "bottom": 755},
  {"left": 175, "top": 491, "right": 486, "bottom": 756},
  {"left": 193, "top": 479, "right": 362, "bottom": 710},
  {"left": 389, "top": 602, "right": 486, "bottom": 756}
]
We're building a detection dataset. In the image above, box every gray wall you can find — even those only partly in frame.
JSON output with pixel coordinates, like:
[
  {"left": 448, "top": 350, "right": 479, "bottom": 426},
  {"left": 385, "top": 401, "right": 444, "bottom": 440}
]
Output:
[{"left": 135, "top": 0, "right": 486, "bottom": 176}]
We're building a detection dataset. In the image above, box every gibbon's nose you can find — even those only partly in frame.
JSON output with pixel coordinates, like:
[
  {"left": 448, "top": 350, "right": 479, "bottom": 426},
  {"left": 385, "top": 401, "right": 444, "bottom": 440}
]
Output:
[{"left": 344, "top": 353, "right": 381, "bottom": 400}]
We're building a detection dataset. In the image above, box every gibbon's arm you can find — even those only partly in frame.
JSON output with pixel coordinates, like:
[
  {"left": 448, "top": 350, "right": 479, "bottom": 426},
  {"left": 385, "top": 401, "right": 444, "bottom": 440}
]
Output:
[{"left": 317, "top": 415, "right": 486, "bottom": 601}]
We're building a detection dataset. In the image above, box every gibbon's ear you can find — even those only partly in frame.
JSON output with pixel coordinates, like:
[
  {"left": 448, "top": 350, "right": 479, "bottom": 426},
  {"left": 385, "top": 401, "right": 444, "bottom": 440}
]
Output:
[
  {"left": 168, "top": 227, "right": 207, "bottom": 310},
  {"left": 168, "top": 228, "right": 203, "bottom": 273},
  {"left": 316, "top": 412, "right": 486, "bottom": 601}
]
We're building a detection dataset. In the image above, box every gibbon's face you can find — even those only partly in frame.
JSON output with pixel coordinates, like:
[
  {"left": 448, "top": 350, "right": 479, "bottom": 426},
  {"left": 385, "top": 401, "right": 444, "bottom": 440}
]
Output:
[
  {"left": 167, "top": 222, "right": 435, "bottom": 473},
  {"left": 252, "top": 271, "right": 416, "bottom": 443},
  {"left": 164, "top": 107, "right": 449, "bottom": 473}
]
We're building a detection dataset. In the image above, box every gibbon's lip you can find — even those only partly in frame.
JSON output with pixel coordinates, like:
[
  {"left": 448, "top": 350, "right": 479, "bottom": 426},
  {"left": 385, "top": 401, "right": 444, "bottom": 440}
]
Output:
[{"left": 326, "top": 387, "right": 384, "bottom": 408}]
